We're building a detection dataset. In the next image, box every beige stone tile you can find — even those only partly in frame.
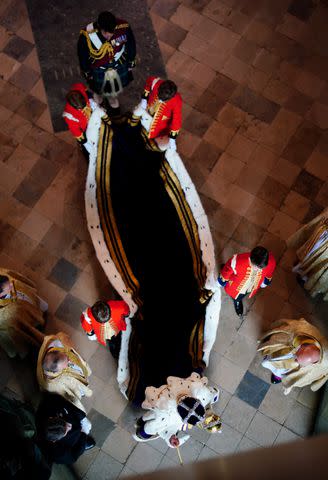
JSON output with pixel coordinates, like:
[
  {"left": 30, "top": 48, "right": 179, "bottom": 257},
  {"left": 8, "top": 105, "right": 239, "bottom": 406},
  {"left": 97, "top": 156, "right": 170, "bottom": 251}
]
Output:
[
  {"left": 289, "top": 283, "right": 315, "bottom": 315},
  {"left": 0, "top": 25, "right": 10, "bottom": 49},
  {"left": 70, "top": 270, "right": 102, "bottom": 306},
  {"left": 263, "top": 78, "right": 293, "bottom": 105},
  {"left": 247, "top": 144, "right": 278, "bottom": 173},
  {"left": 251, "top": 290, "right": 285, "bottom": 329},
  {"left": 277, "top": 61, "right": 301, "bottom": 86},
  {"left": 239, "top": 117, "right": 268, "bottom": 143},
  {"left": 315, "top": 182, "right": 328, "bottom": 207},
  {"left": 19, "top": 209, "right": 52, "bottom": 242},
  {"left": 102, "top": 427, "right": 136, "bottom": 463},
  {"left": 0, "top": 104, "right": 13, "bottom": 124},
  {"left": 268, "top": 211, "right": 300, "bottom": 241},
  {"left": 269, "top": 266, "right": 297, "bottom": 301},
  {"left": 274, "top": 427, "right": 301, "bottom": 445},
  {"left": 36, "top": 107, "right": 54, "bottom": 133},
  {"left": 170, "top": 4, "right": 202, "bottom": 30},
  {"left": 259, "top": 386, "right": 295, "bottom": 424},
  {"left": 235, "top": 164, "right": 267, "bottom": 195},
  {"left": 221, "top": 185, "right": 255, "bottom": 214},
  {"left": 236, "top": 436, "right": 259, "bottom": 452},
  {"left": 222, "top": 396, "right": 256, "bottom": 434},
  {"left": 260, "top": 109, "right": 302, "bottom": 155},
  {"left": 3, "top": 196, "right": 30, "bottom": 229},
  {"left": 280, "top": 191, "right": 310, "bottom": 221},
  {"left": 259, "top": 231, "right": 286, "bottom": 264},
  {"left": 16, "top": 20, "right": 35, "bottom": 43},
  {"left": 217, "top": 103, "right": 251, "bottom": 130},
  {"left": 224, "top": 333, "right": 257, "bottom": 369},
  {"left": 269, "top": 157, "right": 301, "bottom": 188},
  {"left": 204, "top": 120, "right": 235, "bottom": 150},
  {"left": 0, "top": 162, "right": 25, "bottom": 194},
  {"left": 244, "top": 197, "right": 276, "bottom": 228},
  {"left": 305, "top": 149, "right": 328, "bottom": 181},
  {"left": 23, "top": 47, "right": 41, "bottom": 73},
  {"left": 5, "top": 144, "right": 39, "bottom": 176},
  {"left": 221, "top": 55, "right": 250, "bottom": 84},
  {"left": 206, "top": 352, "right": 246, "bottom": 394},
  {"left": 212, "top": 206, "right": 241, "bottom": 237},
  {"left": 176, "top": 129, "right": 201, "bottom": 158},
  {"left": 0, "top": 53, "right": 20, "bottom": 80},
  {"left": 211, "top": 151, "right": 245, "bottom": 182},
  {"left": 306, "top": 102, "right": 328, "bottom": 129},
  {"left": 5, "top": 230, "right": 37, "bottom": 263},
  {"left": 284, "top": 403, "right": 315, "bottom": 437},
  {"left": 293, "top": 70, "right": 326, "bottom": 100},
  {"left": 150, "top": 11, "right": 168, "bottom": 34},
  {"left": 30, "top": 77, "right": 47, "bottom": 103},
  {"left": 246, "top": 412, "right": 281, "bottom": 446},
  {"left": 226, "top": 132, "right": 257, "bottom": 162},
  {"left": 200, "top": 173, "right": 232, "bottom": 205},
  {"left": 2, "top": 113, "right": 32, "bottom": 142},
  {"left": 34, "top": 189, "right": 65, "bottom": 225},
  {"left": 277, "top": 13, "right": 308, "bottom": 42},
  {"left": 244, "top": 66, "right": 270, "bottom": 94},
  {"left": 203, "top": 0, "right": 231, "bottom": 24},
  {"left": 253, "top": 48, "right": 280, "bottom": 75},
  {"left": 190, "top": 14, "right": 223, "bottom": 43},
  {"left": 206, "top": 423, "right": 242, "bottom": 455},
  {"left": 244, "top": 20, "right": 274, "bottom": 47}
]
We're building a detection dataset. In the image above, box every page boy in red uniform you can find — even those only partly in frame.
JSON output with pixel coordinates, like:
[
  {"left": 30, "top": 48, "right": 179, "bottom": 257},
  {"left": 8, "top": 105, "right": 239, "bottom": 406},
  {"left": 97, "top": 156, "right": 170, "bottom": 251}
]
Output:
[
  {"left": 80, "top": 300, "right": 129, "bottom": 358},
  {"left": 218, "top": 246, "right": 276, "bottom": 317}
]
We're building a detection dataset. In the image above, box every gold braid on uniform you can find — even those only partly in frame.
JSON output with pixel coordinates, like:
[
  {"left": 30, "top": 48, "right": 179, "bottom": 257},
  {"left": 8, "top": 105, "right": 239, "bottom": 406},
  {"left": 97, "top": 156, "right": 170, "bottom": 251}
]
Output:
[{"left": 80, "top": 30, "right": 114, "bottom": 60}]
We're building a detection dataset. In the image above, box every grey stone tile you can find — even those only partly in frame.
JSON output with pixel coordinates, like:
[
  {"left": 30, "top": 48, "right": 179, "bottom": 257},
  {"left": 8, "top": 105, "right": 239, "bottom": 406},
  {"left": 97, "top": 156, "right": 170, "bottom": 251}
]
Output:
[
  {"left": 29, "top": 155, "right": 61, "bottom": 188},
  {"left": 126, "top": 443, "right": 163, "bottom": 473},
  {"left": 73, "top": 446, "right": 100, "bottom": 478},
  {"left": 274, "top": 426, "right": 302, "bottom": 445},
  {"left": 48, "top": 259, "right": 81, "bottom": 291},
  {"left": 284, "top": 403, "right": 315, "bottom": 437},
  {"left": 88, "top": 408, "right": 115, "bottom": 448},
  {"left": 206, "top": 351, "right": 246, "bottom": 394},
  {"left": 235, "top": 371, "right": 270, "bottom": 409},
  {"left": 166, "top": 437, "right": 203, "bottom": 464},
  {"left": 9, "top": 64, "right": 39, "bottom": 92},
  {"left": 13, "top": 175, "right": 45, "bottom": 207},
  {"left": 149, "top": 437, "right": 169, "bottom": 455},
  {"left": 206, "top": 424, "right": 242, "bottom": 455},
  {"left": 297, "top": 387, "right": 320, "bottom": 410},
  {"left": 54, "top": 293, "right": 88, "bottom": 327},
  {"left": 85, "top": 451, "right": 123, "bottom": 480},
  {"left": 221, "top": 396, "right": 256, "bottom": 433},
  {"left": 119, "top": 466, "right": 137, "bottom": 478},
  {"left": 3, "top": 35, "right": 34, "bottom": 62},
  {"left": 230, "top": 85, "right": 280, "bottom": 123},
  {"left": 259, "top": 386, "right": 295, "bottom": 424},
  {"left": 102, "top": 426, "right": 136, "bottom": 463},
  {"left": 117, "top": 403, "right": 144, "bottom": 434},
  {"left": 236, "top": 436, "right": 260, "bottom": 453},
  {"left": 246, "top": 412, "right": 281, "bottom": 446},
  {"left": 197, "top": 445, "right": 219, "bottom": 461},
  {"left": 88, "top": 345, "right": 117, "bottom": 384},
  {"left": 157, "top": 455, "right": 179, "bottom": 471}
]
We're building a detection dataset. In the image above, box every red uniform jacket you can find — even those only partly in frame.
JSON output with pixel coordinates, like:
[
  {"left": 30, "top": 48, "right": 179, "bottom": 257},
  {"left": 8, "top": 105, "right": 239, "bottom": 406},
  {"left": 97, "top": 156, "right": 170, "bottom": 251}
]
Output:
[
  {"left": 142, "top": 76, "right": 182, "bottom": 139},
  {"left": 63, "top": 83, "right": 91, "bottom": 142},
  {"left": 218, "top": 252, "right": 276, "bottom": 299},
  {"left": 80, "top": 300, "right": 130, "bottom": 347}
]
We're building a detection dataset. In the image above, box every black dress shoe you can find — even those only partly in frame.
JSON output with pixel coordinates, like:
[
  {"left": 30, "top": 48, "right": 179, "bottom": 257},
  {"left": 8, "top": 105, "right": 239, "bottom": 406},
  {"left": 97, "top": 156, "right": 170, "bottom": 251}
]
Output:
[
  {"left": 85, "top": 436, "right": 96, "bottom": 451},
  {"left": 271, "top": 373, "right": 282, "bottom": 384},
  {"left": 233, "top": 300, "right": 243, "bottom": 317}
]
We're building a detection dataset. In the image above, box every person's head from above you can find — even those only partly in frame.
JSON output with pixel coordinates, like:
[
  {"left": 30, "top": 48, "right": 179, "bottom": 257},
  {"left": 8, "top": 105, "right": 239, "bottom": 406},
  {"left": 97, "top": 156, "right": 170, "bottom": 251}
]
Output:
[
  {"left": 0, "top": 275, "right": 11, "bottom": 298},
  {"left": 296, "top": 344, "right": 321, "bottom": 366},
  {"left": 158, "top": 80, "right": 177, "bottom": 102},
  {"left": 66, "top": 90, "right": 87, "bottom": 110},
  {"left": 91, "top": 300, "right": 111, "bottom": 323},
  {"left": 44, "top": 417, "right": 72, "bottom": 442},
  {"left": 97, "top": 11, "right": 116, "bottom": 40},
  {"left": 43, "top": 350, "right": 69, "bottom": 374},
  {"left": 250, "top": 246, "right": 269, "bottom": 269}
]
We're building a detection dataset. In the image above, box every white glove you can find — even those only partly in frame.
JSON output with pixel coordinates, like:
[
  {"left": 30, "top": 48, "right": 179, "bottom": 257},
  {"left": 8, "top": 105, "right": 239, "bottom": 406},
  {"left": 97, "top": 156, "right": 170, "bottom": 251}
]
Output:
[
  {"left": 81, "top": 417, "right": 92, "bottom": 434},
  {"left": 83, "top": 141, "right": 93, "bottom": 154},
  {"left": 87, "top": 333, "right": 97, "bottom": 341},
  {"left": 168, "top": 137, "right": 177, "bottom": 151},
  {"left": 133, "top": 100, "right": 147, "bottom": 117},
  {"left": 260, "top": 282, "right": 267, "bottom": 288}
]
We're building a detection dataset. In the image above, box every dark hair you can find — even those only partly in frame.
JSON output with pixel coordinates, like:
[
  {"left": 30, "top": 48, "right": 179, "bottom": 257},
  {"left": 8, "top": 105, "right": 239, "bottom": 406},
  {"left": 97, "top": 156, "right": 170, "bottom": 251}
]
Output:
[
  {"left": 45, "top": 418, "right": 67, "bottom": 442},
  {"left": 0, "top": 275, "right": 9, "bottom": 294},
  {"left": 158, "top": 80, "right": 177, "bottom": 101},
  {"left": 177, "top": 397, "right": 205, "bottom": 426},
  {"left": 66, "top": 90, "right": 87, "bottom": 109},
  {"left": 250, "top": 246, "right": 269, "bottom": 268},
  {"left": 91, "top": 301, "right": 111, "bottom": 323},
  {"left": 97, "top": 11, "right": 116, "bottom": 33}
]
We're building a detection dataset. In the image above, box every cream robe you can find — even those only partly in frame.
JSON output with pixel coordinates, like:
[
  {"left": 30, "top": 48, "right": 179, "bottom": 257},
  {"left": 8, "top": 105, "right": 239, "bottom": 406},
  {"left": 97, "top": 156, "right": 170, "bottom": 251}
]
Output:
[
  {"left": 258, "top": 318, "right": 328, "bottom": 394},
  {"left": 0, "top": 268, "right": 45, "bottom": 358}
]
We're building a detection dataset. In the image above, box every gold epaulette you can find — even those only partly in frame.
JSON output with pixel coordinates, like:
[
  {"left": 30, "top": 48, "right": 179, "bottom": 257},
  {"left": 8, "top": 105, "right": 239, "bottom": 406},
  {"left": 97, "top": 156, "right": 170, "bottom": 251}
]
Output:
[{"left": 116, "top": 22, "right": 129, "bottom": 29}]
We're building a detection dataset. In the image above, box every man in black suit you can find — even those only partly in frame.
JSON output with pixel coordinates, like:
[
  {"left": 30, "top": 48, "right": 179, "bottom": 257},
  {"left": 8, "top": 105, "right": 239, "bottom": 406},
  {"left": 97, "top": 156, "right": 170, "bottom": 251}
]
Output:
[{"left": 36, "top": 393, "right": 96, "bottom": 464}]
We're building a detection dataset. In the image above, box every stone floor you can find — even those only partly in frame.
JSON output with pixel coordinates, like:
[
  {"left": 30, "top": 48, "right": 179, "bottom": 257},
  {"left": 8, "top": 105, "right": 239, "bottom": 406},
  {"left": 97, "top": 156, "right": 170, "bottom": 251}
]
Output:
[{"left": 0, "top": 0, "right": 328, "bottom": 478}]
